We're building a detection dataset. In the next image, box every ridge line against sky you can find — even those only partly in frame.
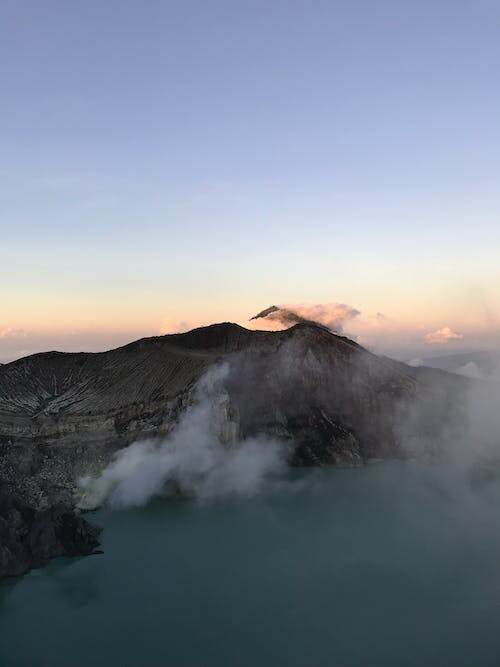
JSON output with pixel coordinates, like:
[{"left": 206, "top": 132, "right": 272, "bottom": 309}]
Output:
[{"left": 1, "top": 0, "right": 499, "bottom": 362}]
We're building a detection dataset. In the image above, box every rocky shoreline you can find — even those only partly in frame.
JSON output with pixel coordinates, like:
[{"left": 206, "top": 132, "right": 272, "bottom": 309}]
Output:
[
  {"left": 0, "top": 439, "right": 105, "bottom": 578},
  {"left": 0, "top": 486, "right": 101, "bottom": 578}
]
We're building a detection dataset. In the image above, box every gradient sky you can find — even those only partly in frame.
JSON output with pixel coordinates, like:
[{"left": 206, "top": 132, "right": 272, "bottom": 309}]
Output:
[{"left": 1, "top": 0, "right": 499, "bottom": 362}]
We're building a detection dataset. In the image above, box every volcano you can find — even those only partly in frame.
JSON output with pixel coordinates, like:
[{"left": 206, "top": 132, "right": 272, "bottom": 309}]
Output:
[{"left": 0, "top": 322, "right": 469, "bottom": 575}]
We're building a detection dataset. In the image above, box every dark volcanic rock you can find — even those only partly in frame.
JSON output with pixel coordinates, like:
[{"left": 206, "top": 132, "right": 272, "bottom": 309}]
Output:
[
  {"left": 287, "top": 409, "right": 361, "bottom": 466},
  {"left": 0, "top": 486, "right": 100, "bottom": 578}
]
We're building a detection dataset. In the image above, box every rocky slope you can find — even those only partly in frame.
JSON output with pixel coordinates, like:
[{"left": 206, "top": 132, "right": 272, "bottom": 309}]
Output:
[
  {"left": 0, "top": 487, "right": 101, "bottom": 577},
  {"left": 0, "top": 322, "right": 469, "bottom": 576}
]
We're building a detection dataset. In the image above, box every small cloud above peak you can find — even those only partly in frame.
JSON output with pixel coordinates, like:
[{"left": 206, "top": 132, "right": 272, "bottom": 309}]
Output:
[{"left": 424, "top": 327, "right": 464, "bottom": 345}]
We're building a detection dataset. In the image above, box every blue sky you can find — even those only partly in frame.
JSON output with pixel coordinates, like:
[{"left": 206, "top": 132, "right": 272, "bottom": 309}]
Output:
[{"left": 1, "top": 0, "right": 499, "bottom": 361}]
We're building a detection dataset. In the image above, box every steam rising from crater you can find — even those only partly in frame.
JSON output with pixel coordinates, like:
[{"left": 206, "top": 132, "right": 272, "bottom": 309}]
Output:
[
  {"left": 250, "top": 302, "right": 361, "bottom": 333},
  {"left": 77, "top": 364, "right": 286, "bottom": 510}
]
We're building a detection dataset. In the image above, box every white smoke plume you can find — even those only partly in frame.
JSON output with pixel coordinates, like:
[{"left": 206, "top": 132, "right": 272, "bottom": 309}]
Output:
[
  {"left": 396, "top": 362, "right": 500, "bottom": 469},
  {"left": 77, "top": 364, "right": 286, "bottom": 510},
  {"left": 250, "top": 303, "right": 361, "bottom": 333}
]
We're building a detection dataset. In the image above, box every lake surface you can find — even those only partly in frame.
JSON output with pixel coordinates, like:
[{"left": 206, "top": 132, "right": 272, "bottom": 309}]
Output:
[{"left": 2, "top": 462, "right": 500, "bottom": 667}]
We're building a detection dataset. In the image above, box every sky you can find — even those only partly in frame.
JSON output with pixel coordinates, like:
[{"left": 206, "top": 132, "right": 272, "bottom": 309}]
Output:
[{"left": 1, "top": 0, "right": 499, "bottom": 362}]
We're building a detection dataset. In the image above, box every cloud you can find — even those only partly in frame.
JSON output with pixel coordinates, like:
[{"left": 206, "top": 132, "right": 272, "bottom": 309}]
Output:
[
  {"left": 424, "top": 327, "right": 464, "bottom": 345},
  {"left": 250, "top": 302, "right": 360, "bottom": 333}
]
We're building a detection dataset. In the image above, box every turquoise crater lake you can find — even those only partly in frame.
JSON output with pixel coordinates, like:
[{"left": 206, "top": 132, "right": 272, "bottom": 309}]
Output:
[{"left": 2, "top": 462, "right": 500, "bottom": 667}]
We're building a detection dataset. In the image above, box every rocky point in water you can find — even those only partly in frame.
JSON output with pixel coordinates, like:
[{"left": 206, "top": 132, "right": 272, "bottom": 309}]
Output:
[{"left": 0, "top": 487, "right": 100, "bottom": 577}]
